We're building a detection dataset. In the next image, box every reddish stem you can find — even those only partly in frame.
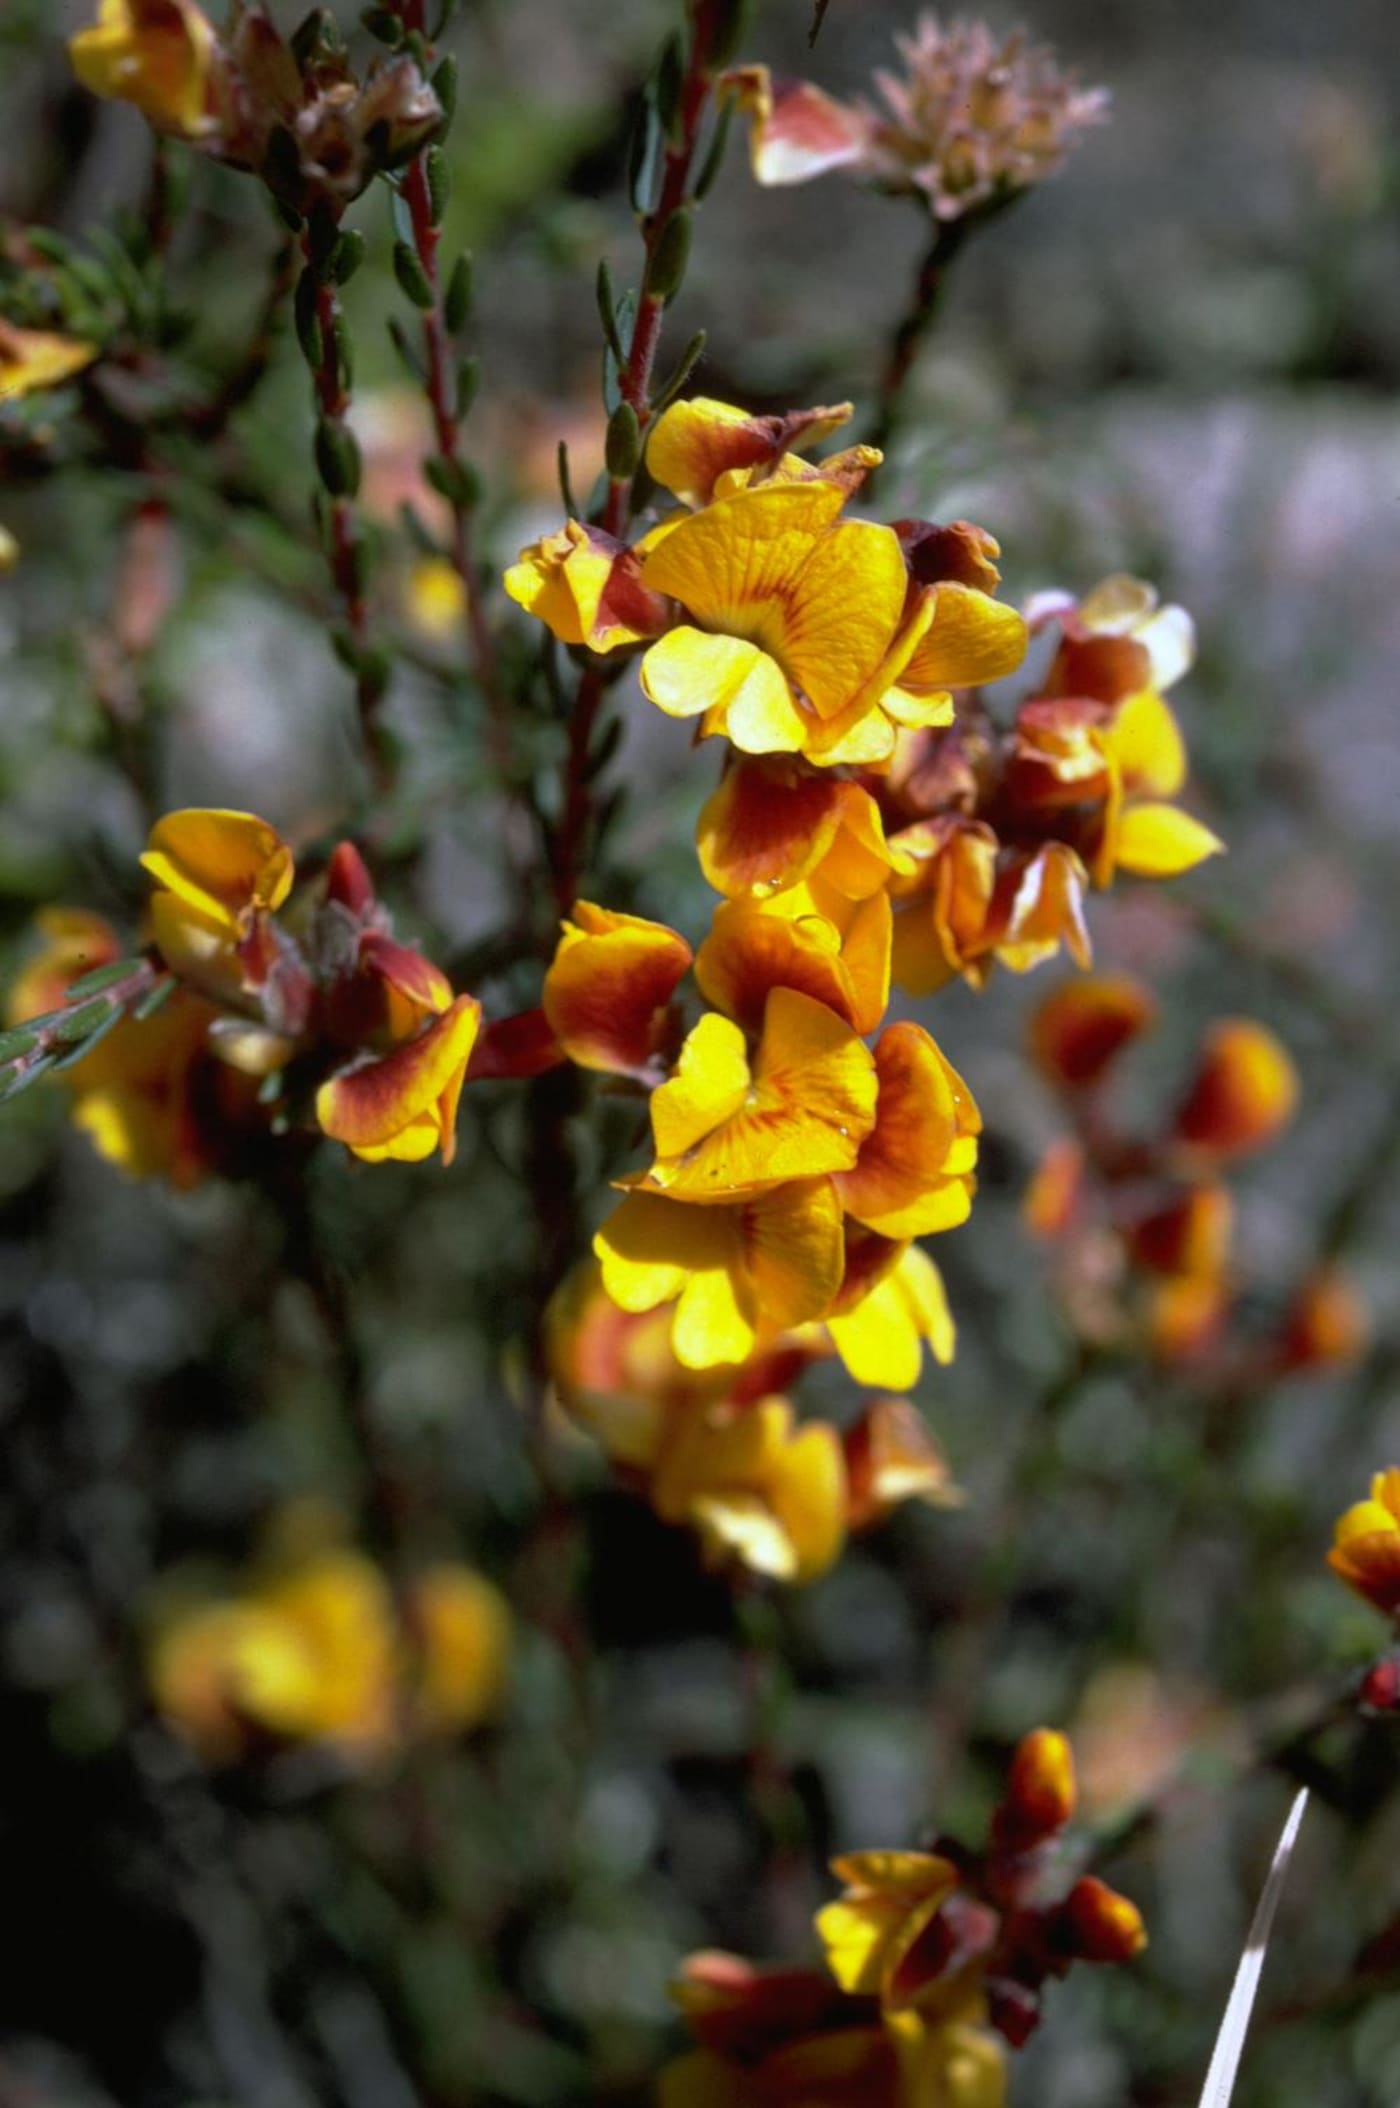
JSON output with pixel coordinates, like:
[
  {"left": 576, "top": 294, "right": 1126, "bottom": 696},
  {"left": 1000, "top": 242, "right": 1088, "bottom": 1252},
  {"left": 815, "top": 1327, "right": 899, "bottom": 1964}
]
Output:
[
  {"left": 302, "top": 230, "right": 390, "bottom": 792},
  {"left": 399, "top": 120, "right": 510, "bottom": 778},
  {"left": 552, "top": 0, "right": 722, "bottom": 914}
]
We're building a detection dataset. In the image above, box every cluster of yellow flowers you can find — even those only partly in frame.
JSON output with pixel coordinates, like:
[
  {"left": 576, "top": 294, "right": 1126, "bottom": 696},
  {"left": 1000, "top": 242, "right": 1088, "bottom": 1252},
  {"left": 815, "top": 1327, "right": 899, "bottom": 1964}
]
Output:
[
  {"left": 8, "top": 814, "right": 482, "bottom": 1181},
  {"left": 151, "top": 1536, "right": 510, "bottom": 1766},
  {"left": 503, "top": 393, "right": 1223, "bottom": 1575},
  {"left": 661, "top": 1729, "right": 1144, "bottom": 2107}
]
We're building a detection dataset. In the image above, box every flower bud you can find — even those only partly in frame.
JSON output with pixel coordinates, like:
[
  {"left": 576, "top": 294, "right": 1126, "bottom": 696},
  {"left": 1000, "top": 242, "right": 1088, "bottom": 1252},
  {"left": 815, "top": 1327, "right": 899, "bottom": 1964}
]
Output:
[
  {"left": 1173, "top": 1020, "right": 1298, "bottom": 1161},
  {"left": 993, "top": 1728, "right": 1076, "bottom": 1851},
  {"left": 1057, "top": 1875, "right": 1147, "bottom": 1962}
]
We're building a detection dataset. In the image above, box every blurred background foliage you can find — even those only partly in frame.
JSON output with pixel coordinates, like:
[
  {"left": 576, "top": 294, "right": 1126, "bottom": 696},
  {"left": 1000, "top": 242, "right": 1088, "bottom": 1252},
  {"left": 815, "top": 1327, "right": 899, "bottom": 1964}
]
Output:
[{"left": 3, "top": 2, "right": 1400, "bottom": 2105}]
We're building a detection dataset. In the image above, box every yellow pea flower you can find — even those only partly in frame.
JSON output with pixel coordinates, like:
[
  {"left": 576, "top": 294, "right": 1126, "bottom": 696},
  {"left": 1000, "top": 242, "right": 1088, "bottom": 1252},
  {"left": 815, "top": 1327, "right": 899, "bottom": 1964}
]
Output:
[
  {"left": 1029, "top": 973, "right": 1157, "bottom": 1091},
  {"left": 542, "top": 900, "right": 692, "bottom": 1075},
  {"left": 316, "top": 993, "right": 481, "bottom": 1165},
  {"left": 817, "top": 1851, "right": 961, "bottom": 2004},
  {"left": 595, "top": 1179, "right": 845, "bottom": 1371},
  {"left": 646, "top": 393, "right": 864, "bottom": 509},
  {"left": 140, "top": 807, "right": 295, "bottom": 1001},
  {"left": 1329, "top": 1469, "right": 1400, "bottom": 1616},
  {"left": 69, "top": 0, "right": 217, "bottom": 137},
  {"left": 836, "top": 1021, "right": 980, "bottom": 1240},
  {"left": 405, "top": 1565, "right": 511, "bottom": 1736},
  {"left": 697, "top": 882, "right": 892, "bottom": 1038},
  {"left": 637, "top": 481, "right": 943, "bottom": 767},
  {"left": 151, "top": 1550, "right": 400, "bottom": 1762},
  {"left": 637, "top": 988, "right": 878, "bottom": 1201},
  {"left": 824, "top": 1239, "right": 956, "bottom": 1391},
  {"left": 698, "top": 756, "right": 910, "bottom": 902},
  {"left": 0, "top": 320, "right": 98, "bottom": 403},
  {"left": 1172, "top": 1018, "right": 1298, "bottom": 1161},
  {"left": 650, "top": 1395, "right": 847, "bottom": 1585},
  {"left": 503, "top": 518, "right": 669, "bottom": 651}
]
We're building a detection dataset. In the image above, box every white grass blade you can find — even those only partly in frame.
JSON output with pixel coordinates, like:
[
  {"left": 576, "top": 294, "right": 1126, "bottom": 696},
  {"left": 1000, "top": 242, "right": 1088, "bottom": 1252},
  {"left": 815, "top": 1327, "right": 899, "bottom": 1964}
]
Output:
[{"left": 1198, "top": 1786, "right": 1310, "bottom": 2108}]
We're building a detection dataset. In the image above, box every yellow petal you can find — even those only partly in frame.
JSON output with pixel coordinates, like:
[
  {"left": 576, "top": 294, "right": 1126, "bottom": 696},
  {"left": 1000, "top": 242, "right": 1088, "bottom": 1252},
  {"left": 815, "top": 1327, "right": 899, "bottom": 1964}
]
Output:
[
  {"left": 141, "top": 808, "right": 294, "bottom": 932},
  {"left": 1113, "top": 802, "right": 1223, "bottom": 877},
  {"left": 69, "top": 0, "right": 217, "bottom": 136},
  {"left": 770, "top": 518, "right": 909, "bottom": 718},
  {"left": 651, "top": 1013, "right": 752, "bottom": 1159},
  {"left": 901, "top": 581, "right": 1028, "bottom": 694},
  {"left": 641, "top": 481, "right": 847, "bottom": 632},
  {"left": 641, "top": 628, "right": 807, "bottom": 752},
  {"left": 1106, "top": 689, "right": 1187, "bottom": 797}
]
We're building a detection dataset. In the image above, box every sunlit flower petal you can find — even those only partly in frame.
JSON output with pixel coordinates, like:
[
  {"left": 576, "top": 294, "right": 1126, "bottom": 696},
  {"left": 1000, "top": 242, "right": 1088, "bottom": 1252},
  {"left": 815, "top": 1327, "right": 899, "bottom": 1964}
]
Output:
[
  {"left": 836, "top": 1021, "right": 980, "bottom": 1239},
  {"left": 316, "top": 994, "right": 480, "bottom": 1165},
  {"left": 595, "top": 1181, "right": 845, "bottom": 1371},
  {"left": 642, "top": 989, "right": 878, "bottom": 1200},
  {"left": 543, "top": 901, "right": 692, "bottom": 1074},
  {"left": 826, "top": 1240, "right": 955, "bottom": 1389},
  {"left": 646, "top": 394, "right": 856, "bottom": 509}
]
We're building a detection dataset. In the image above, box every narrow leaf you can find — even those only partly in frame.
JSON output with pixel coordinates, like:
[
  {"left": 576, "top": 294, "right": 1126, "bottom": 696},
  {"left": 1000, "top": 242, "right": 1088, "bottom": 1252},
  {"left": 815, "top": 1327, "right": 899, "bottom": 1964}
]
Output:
[{"left": 1198, "top": 1787, "right": 1309, "bottom": 2108}]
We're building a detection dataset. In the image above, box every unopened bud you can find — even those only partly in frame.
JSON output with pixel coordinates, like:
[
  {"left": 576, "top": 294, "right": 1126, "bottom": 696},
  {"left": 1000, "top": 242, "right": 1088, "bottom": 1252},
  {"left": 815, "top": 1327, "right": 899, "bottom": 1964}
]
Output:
[
  {"left": 994, "top": 1728, "right": 1076, "bottom": 1851},
  {"left": 1359, "top": 1656, "right": 1400, "bottom": 1713},
  {"left": 1058, "top": 1875, "right": 1147, "bottom": 1963}
]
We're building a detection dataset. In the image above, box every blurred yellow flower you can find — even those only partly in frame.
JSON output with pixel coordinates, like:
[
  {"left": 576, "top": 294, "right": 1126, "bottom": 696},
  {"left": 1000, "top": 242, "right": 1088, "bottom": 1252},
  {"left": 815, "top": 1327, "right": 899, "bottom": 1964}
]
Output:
[
  {"left": 1329, "top": 1469, "right": 1400, "bottom": 1617},
  {"left": 1172, "top": 1019, "right": 1299, "bottom": 1161},
  {"left": 0, "top": 320, "right": 98, "bottom": 403},
  {"left": 405, "top": 1565, "right": 512, "bottom": 1735},
  {"left": 69, "top": 0, "right": 217, "bottom": 137},
  {"left": 151, "top": 1549, "right": 511, "bottom": 1762}
]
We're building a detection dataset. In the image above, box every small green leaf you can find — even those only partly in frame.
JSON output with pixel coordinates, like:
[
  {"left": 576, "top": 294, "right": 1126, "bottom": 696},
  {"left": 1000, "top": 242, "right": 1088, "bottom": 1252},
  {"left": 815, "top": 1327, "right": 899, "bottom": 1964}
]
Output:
[
  {"left": 594, "top": 258, "right": 626, "bottom": 366},
  {"left": 0, "top": 1025, "right": 40, "bottom": 1064},
  {"left": 444, "top": 251, "right": 474, "bottom": 334},
  {"left": 51, "top": 997, "right": 113, "bottom": 1046},
  {"left": 426, "top": 145, "right": 451, "bottom": 227},
  {"left": 432, "top": 54, "right": 458, "bottom": 122},
  {"left": 360, "top": 5, "right": 403, "bottom": 43},
  {"left": 651, "top": 328, "right": 707, "bottom": 415},
  {"left": 133, "top": 976, "right": 177, "bottom": 1022},
  {"left": 605, "top": 401, "right": 641, "bottom": 479},
  {"left": 315, "top": 418, "right": 362, "bottom": 498},
  {"left": 332, "top": 229, "right": 367, "bottom": 284},
  {"left": 51, "top": 1005, "right": 125, "bottom": 1071},
  {"left": 61, "top": 959, "right": 139, "bottom": 1001},
  {"left": 393, "top": 240, "right": 435, "bottom": 310},
  {"left": 645, "top": 207, "right": 692, "bottom": 303}
]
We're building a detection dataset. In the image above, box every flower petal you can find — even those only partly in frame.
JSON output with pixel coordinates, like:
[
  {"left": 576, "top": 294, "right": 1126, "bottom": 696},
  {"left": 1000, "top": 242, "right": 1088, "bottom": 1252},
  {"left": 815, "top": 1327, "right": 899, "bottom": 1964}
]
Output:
[
  {"left": 543, "top": 901, "right": 692, "bottom": 1073},
  {"left": 1112, "top": 802, "right": 1223, "bottom": 878},
  {"left": 646, "top": 395, "right": 854, "bottom": 509},
  {"left": 721, "top": 64, "right": 872, "bottom": 186},
  {"left": 316, "top": 995, "right": 480, "bottom": 1165},
  {"left": 141, "top": 808, "right": 294, "bottom": 933},
  {"left": 900, "top": 580, "right": 1028, "bottom": 693}
]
